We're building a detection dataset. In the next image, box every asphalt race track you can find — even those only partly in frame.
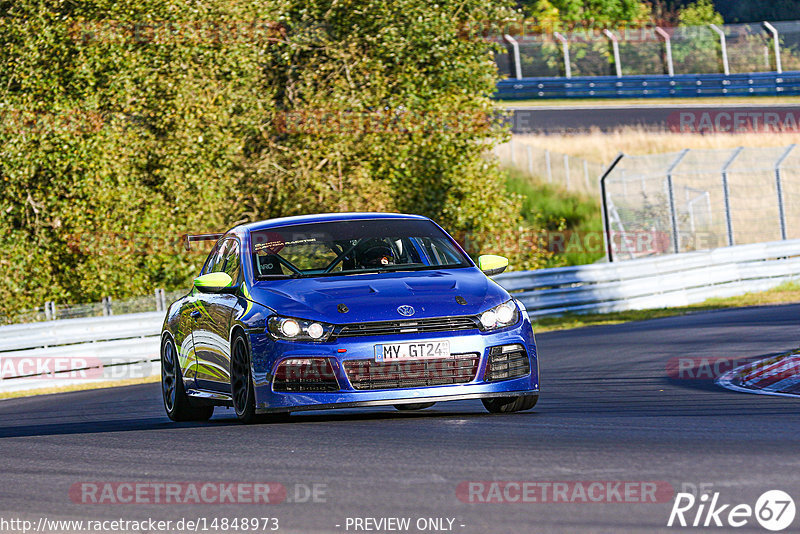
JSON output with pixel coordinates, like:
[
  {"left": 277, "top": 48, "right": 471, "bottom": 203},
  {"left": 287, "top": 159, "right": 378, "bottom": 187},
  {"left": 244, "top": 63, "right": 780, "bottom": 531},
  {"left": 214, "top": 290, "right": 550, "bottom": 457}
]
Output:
[
  {"left": 505, "top": 103, "right": 800, "bottom": 133},
  {"left": 1, "top": 304, "right": 799, "bottom": 533}
]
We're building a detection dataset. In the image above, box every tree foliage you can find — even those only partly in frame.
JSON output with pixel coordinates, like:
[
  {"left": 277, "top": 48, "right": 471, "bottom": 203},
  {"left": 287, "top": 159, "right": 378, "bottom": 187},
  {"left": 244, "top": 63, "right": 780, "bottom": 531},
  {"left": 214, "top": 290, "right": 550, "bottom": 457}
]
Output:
[{"left": 0, "top": 0, "right": 550, "bottom": 318}]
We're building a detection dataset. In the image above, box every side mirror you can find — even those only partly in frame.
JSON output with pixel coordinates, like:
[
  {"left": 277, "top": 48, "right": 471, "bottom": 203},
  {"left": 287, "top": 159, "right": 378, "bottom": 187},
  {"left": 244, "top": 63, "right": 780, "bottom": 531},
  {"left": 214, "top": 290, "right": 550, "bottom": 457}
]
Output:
[
  {"left": 477, "top": 255, "right": 509, "bottom": 276},
  {"left": 193, "top": 272, "right": 236, "bottom": 294}
]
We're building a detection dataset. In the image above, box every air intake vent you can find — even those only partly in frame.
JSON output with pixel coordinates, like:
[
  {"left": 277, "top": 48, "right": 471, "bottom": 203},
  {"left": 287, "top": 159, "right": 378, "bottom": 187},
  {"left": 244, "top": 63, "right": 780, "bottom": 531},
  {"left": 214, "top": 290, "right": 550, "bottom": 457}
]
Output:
[{"left": 485, "top": 344, "right": 530, "bottom": 382}]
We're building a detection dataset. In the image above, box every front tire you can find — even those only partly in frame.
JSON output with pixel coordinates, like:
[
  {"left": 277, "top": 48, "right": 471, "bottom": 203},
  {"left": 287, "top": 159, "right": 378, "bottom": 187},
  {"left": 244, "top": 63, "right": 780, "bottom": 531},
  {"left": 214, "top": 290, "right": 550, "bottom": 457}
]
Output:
[
  {"left": 161, "top": 337, "right": 213, "bottom": 422},
  {"left": 231, "top": 333, "right": 257, "bottom": 424},
  {"left": 482, "top": 394, "right": 537, "bottom": 414}
]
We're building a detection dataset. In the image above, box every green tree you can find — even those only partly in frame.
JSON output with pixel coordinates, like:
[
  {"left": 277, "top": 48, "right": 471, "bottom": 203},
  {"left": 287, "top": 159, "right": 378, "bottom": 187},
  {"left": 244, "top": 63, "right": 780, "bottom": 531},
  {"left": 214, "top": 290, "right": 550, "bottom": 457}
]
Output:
[
  {"left": 678, "top": 0, "right": 723, "bottom": 26},
  {"left": 523, "top": 0, "right": 651, "bottom": 28}
]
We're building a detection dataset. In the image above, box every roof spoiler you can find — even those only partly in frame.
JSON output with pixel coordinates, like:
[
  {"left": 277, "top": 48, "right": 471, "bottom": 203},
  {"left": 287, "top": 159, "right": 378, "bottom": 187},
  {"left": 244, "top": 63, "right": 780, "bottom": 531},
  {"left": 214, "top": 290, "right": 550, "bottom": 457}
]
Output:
[{"left": 183, "top": 233, "right": 224, "bottom": 251}]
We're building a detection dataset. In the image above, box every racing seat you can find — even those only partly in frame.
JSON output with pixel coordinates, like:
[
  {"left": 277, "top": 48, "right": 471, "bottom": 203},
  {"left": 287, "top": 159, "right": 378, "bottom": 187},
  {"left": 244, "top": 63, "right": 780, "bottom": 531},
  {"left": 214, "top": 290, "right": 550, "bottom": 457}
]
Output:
[{"left": 256, "top": 254, "right": 284, "bottom": 276}]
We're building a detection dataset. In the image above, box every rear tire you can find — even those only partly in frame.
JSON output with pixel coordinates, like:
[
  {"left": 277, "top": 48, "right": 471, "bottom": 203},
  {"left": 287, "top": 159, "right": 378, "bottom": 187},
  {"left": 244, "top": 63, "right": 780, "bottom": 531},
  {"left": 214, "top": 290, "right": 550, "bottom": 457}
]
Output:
[
  {"left": 161, "top": 337, "right": 214, "bottom": 422},
  {"left": 231, "top": 333, "right": 257, "bottom": 424},
  {"left": 394, "top": 402, "right": 436, "bottom": 411},
  {"left": 482, "top": 394, "right": 537, "bottom": 414}
]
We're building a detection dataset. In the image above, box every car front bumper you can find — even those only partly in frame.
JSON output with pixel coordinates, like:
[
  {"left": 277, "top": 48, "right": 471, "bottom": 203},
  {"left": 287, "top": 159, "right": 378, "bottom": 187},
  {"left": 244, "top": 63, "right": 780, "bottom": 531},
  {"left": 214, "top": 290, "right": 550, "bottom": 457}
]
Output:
[{"left": 248, "top": 317, "right": 539, "bottom": 413}]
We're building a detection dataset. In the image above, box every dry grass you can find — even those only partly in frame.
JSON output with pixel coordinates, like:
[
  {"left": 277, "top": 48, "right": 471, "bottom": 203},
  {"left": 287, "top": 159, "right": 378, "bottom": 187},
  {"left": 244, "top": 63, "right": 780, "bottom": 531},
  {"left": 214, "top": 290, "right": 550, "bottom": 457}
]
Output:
[
  {"left": 514, "top": 127, "right": 800, "bottom": 163},
  {"left": 0, "top": 375, "right": 159, "bottom": 400}
]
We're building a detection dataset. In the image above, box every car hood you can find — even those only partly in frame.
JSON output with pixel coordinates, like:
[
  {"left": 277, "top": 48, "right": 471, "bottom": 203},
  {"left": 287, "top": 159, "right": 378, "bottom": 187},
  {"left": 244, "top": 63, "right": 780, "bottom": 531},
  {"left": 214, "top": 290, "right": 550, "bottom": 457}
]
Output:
[{"left": 249, "top": 267, "right": 509, "bottom": 323}]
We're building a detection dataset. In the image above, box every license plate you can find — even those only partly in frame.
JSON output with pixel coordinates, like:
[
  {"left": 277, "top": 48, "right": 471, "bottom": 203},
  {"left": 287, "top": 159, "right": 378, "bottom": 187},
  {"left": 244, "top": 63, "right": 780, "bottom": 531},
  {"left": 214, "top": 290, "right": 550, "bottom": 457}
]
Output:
[{"left": 374, "top": 340, "right": 451, "bottom": 362}]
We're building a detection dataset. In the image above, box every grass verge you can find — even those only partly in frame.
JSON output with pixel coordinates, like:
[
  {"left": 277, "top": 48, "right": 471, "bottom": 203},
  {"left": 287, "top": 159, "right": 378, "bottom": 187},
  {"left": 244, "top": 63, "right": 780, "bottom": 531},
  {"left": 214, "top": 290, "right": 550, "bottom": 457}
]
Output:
[
  {"left": 532, "top": 281, "right": 800, "bottom": 333},
  {"left": 0, "top": 375, "right": 160, "bottom": 400},
  {"left": 505, "top": 167, "right": 603, "bottom": 267}
]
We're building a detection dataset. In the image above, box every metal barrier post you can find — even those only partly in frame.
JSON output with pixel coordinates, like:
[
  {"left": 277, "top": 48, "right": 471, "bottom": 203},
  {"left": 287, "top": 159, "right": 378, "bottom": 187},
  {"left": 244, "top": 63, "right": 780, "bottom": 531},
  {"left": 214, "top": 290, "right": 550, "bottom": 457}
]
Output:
[
  {"left": 509, "top": 138, "right": 516, "bottom": 166},
  {"left": 775, "top": 144, "right": 796, "bottom": 240},
  {"left": 721, "top": 147, "right": 743, "bottom": 246},
  {"left": 763, "top": 22, "right": 782, "bottom": 74},
  {"left": 603, "top": 29, "right": 622, "bottom": 77},
  {"left": 655, "top": 27, "right": 674, "bottom": 77},
  {"left": 564, "top": 154, "right": 570, "bottom": 189},
  {"left": 710, "top": 24, "right": 730, "bottom": 75},
  {"left": 554, "top": 32, "right": 571, "bottom": 78},
  {"left": 503, "top": 34, "right": 523, "bottom": 80},
  {"left": 666, "top": 149, "right": 690, "bottom": 254}
]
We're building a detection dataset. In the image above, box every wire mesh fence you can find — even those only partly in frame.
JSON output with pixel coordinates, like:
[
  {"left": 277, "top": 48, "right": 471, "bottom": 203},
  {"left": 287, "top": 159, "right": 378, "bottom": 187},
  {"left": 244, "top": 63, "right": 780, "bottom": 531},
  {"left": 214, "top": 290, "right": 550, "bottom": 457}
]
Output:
[
  {"left": 602, "top": 144, "right": 800, "bottom": 261},
  {"left": 495, "top": 138, "right": 605, "bottom": 197},
  {"left": 494, "top": 20, "right": 800, "bottom": 78},
  {"left": 0, "top": 289, "right": 185, "bottom": 325}
]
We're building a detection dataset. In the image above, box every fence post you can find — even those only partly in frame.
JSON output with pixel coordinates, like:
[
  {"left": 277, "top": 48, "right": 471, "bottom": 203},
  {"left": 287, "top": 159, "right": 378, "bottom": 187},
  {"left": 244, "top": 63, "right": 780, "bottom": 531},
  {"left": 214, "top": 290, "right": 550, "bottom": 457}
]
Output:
[
  {"left": 503, "top": 34, "right": 523, "bottom": 80},
  {"left": 563, "top": 154, "right": 570, "bottom": 189},
  {"left": 583, "top": 159, "right": 590, "bottom": 190},
  {"left": 600, "top": 153, "right": 625, "bottom": 262},
  {"left": 721, "top": 147, "right": 743, "bottom": 247},
  {"left": 102, "top": 296, "right": 113, "bottom": 316},
  {"left": 775, "top": 144, "right": 795, "bottom": 240},
  {"left": 710, "top": 24, "right": 730, "bottom": 76},
  {"left": 655, "top": 27, "right": 674, "bottom": 77},
  {"left": 554, "top": 32, "right": 571, "bottom": 78},
  {"left": 545, "top": 150, "right": 552, "bottom": 182},
  {"left": 666, "top": 149, "right": 690, "bottom": 254},
  {"left": 763, "top": 22, "right": 782, "bottom": 74},
  {"left": 155, "top": 288, "right": 167, "bottom": 312},
  {"left": 509, "top": 138, "right": 516, "bottom": 166},
  {"left": 526, "top": 145, "right": 534, "bottom": 175},
  {"left": 603, "top": 29, "right": 622, "bottom": 77}
]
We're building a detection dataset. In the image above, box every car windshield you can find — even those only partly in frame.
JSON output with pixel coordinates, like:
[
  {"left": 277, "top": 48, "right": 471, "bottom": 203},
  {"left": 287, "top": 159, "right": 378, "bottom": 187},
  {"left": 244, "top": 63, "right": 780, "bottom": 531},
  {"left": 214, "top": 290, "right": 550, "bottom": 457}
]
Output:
[{"left": 250, "top": 218, "right": 471, "bottom": 279}]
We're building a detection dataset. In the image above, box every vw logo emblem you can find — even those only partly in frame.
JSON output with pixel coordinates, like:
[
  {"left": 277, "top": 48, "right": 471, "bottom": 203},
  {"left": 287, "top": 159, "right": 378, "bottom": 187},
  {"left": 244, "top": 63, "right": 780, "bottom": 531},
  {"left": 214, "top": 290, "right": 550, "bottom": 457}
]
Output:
[{"left": 397, "top": 305, "right": 415, "bottom": 317}]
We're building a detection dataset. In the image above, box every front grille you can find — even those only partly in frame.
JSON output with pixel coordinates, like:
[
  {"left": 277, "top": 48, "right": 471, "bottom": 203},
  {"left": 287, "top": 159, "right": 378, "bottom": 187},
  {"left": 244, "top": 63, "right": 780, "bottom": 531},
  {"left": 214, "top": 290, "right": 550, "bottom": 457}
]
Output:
[
  {"left": 334, "top": 316, "right": 478, "bottom": 339},
  {"left": 343, "top": 353, "right": 480, "bottom": 390},
  {"left": 484, "top": 344, "right": 530, "bottom": 382}
]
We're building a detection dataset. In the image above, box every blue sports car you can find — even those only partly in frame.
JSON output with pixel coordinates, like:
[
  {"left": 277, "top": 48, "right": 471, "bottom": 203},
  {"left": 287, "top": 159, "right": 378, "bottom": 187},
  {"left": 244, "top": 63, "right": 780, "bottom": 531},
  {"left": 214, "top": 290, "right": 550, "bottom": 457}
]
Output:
[{"left": 160, "top": 213, "right": 539, "bottom": 423}]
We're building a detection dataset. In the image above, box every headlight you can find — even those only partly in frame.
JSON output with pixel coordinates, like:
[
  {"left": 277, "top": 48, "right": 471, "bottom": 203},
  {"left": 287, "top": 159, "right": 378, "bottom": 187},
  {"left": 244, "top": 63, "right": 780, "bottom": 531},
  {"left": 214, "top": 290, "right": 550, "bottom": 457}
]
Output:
[
  {"left": 267, "top": 316, "right": 335, "bottom": 342},
  {"left": 477, "top": 300, "right": 520, "bottom": 331}
]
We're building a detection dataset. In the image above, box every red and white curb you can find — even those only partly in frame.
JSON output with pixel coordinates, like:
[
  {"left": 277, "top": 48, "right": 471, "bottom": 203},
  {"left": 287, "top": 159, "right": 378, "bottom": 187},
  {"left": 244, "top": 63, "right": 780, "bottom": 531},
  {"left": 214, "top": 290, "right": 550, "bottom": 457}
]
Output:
[{"left": 717, "top": 349, "right": 800, "bottom": 398}]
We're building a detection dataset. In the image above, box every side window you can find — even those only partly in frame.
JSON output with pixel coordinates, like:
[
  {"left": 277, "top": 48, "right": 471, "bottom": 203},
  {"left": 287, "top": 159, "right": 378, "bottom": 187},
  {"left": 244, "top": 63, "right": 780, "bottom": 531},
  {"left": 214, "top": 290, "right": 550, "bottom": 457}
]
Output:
[
  {"left": 218, "top": 239, "right": 241, "bottom": 283},
  {"left": 202, "top": 241, "right": 225, "bottom": 275}
]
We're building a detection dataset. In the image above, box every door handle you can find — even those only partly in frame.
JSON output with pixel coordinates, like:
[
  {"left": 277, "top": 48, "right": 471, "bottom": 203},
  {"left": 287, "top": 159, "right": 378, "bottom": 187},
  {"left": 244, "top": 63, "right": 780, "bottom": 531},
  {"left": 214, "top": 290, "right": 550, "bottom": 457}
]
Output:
[{"left": 190, "top": 310, "right": 201, "bottom": 319}]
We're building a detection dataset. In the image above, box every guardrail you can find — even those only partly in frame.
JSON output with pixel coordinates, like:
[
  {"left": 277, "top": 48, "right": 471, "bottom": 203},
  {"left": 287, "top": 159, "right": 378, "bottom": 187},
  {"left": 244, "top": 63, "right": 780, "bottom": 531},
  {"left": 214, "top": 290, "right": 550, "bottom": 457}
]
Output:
[
  {"left": 494, "top": 72, "right": 800, "bottom": 100},
  {"left": 0, "top": 312, "right": 163, "bottom": 393},
  {"left": 495, "top": 239, "right": 800, "bottom": 316},
  {"left": 2, "top": 239, "right": 799, "bottom": 394}
]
